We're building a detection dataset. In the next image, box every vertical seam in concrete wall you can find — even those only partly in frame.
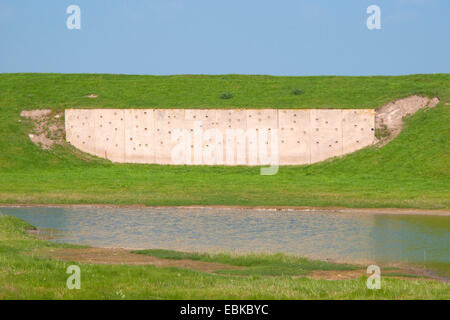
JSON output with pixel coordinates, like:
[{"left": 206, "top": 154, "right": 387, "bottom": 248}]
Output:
[
  {"left": 152, "top": 109, "right": 156, "bottom": 164},
  {"left": 122, "top": 109, "right": 126, "bottom": 163},
  {"left": 93, "top": 109, "right": 97, "bottom": 159},
  {"left": 213, "top": 109, "right": 218, "bottom": 165},
  {"left": 182, "top": 109, "right": 186, "bottom": 164},
  {"left": 372, "top": 109, "right": 375, "bottom": 144},
  {"left": 152, "top": 109, "right": 155, "bottom": 164},
  {"left": 123, "top": 110, "right": 127, "bottom": 163},
  {"left": 275, "top": 108, "right": 279, "bottom": 166},
  {"left": 276, "top": 109, "right": 280, "bottom": 165},
  {"left": 65, "top": 109, "right": 69, "bottom": 143},
  {"left": 308, "top": 109, "right": 311, "bottom": 164}
]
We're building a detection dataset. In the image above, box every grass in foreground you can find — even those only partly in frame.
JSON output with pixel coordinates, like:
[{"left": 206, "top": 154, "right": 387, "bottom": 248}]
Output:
[
  {"left": 0, "top": 73, "right": 449, "bottom": 209},
  {"left": 0, "top": 215, "right": 448, "bottom": 300},
  {"left": 133, "top": 249, "right": 358, "bottom": 276}
]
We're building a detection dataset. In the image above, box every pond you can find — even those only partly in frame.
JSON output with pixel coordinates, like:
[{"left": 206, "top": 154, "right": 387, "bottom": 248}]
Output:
[{"left": 1, "top": 206, "right": 449, "bottom": 277}]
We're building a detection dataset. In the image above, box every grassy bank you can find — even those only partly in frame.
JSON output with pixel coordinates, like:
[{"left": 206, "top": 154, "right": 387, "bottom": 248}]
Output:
[
  {"left": 132, "top": 249, "right": 359, "bottom": 277},
  {"left": 0, "top": 73, "right": 449, "bottom": 208},
  {"left": 0, "top": 215, "right": 448, "bottom": 299}
]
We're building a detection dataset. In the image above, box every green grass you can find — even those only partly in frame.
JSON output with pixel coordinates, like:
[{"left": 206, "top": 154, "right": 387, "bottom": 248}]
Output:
[
  {"left": 0, "top": 73, "right": 449, "bottom": 209},
  {"left": 133, "top": 249, "right": 358, "bottom": 276},
  {"left": 0, "top": 215, "right": 448, "bottom": 299}
]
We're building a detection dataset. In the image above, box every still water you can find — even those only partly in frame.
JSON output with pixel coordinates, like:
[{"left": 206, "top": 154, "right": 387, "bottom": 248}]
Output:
[{"left": 1, "top": 206, "right": 449, "bottom": 267}]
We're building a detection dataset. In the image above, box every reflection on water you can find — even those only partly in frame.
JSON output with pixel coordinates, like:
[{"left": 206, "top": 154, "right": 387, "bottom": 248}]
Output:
[{"left": 1, "top": 207, "right": 449, "bottom": 266}]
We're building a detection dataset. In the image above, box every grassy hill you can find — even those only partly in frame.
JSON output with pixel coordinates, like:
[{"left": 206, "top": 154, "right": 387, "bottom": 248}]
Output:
[{"left": 0, "top": 73, "right": 449, "bottom": 209}]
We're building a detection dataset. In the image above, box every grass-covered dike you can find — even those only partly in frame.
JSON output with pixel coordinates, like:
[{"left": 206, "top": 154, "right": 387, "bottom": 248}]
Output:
[{"left": 0, "top": 73, "right": 449, "bottom": 208}]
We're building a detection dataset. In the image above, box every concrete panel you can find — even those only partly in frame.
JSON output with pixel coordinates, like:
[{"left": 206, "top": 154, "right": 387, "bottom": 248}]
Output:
[
  {"left": 154, "top": 109, "right": 185, "bottom": 164},
  {"left": 124, "top": 109, "right": 155, "bottom": 163},
  {"left": 310, "top": 109, "right": 343, "bottom": 163},
  {"left": 278, "top": 110, "right": 310, "bottom": 165},
  {"left": 246, "top": 109, "right": 278, "bottom": 165},
  {"left": 216, "top": 110, "right": 247, "bottom": 165},
  {"left": 65, "top": 108, "right": 375, "bottom": 166},
  {"left": 65, "top": 109, "right": 77, "bottom": 144},
  {"left": 92, "top": 109, "right": 125, "bottom": 162},
  {"left": 65, "top": 109, "right": 96, "bottom": 155},
  {"left": 342, "top": 109, "right": 375, "bottom": 154},
  {"left": 184, "top": 109, "right": 219, "bottom": 164}
]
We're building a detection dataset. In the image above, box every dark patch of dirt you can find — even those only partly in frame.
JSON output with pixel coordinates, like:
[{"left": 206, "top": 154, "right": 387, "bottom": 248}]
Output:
[
  {"left": 308, "top": 269, "right": 367, "bottom": 280},
  {"left": 26, "top": 229, "right": 60, "bottom": 240},
  {"left": 20, "top": 109, "right": 65, "bottom": 149},
  {"left": 39, "top": 247, "right": 242, "bottom": 273}
]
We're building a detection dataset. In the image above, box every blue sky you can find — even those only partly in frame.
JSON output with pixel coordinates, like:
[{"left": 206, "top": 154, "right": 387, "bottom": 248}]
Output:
[{"left": 1, "top": 0, "right": 448, "bottom": 75}]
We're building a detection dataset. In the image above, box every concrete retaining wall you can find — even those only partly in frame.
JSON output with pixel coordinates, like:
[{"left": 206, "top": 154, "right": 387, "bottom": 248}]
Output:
[{"left": 65, "top": 109, "right": 375, "bottom": 165}]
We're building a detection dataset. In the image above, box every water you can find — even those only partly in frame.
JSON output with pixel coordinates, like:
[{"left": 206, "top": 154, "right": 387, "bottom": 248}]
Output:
[{"left": 1, "top": 206, "right": 449, "bottom": 270}]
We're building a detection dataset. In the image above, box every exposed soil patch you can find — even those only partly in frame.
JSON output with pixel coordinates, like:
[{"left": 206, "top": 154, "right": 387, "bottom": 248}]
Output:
[
  {"left": 308, "top": 269, "right": 367, "bottom": 280},
  {"left": 20, "top": 109, "right": 65, "bottom": 149},
  {"left": 26, "top": 228, "right": 61, "bottom": 240},
  {"left": 20, "top": 109, "right": 52, "bottom": 118},
  {"left": 375, "top": 95, "right": 440, "bottom": 146},
  {"left": 39, "top": 247, "right": 242, "bottom": 273}
]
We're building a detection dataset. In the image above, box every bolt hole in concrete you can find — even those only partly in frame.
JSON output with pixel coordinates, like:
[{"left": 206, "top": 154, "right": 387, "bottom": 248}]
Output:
[{"left": 1, "top": 207, "right": 448, "bottom": 279}]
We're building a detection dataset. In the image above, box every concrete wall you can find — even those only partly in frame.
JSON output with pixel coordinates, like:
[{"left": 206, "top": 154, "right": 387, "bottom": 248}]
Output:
[{"left": 65, "top": 109, "right": 375, "bottom": 165}]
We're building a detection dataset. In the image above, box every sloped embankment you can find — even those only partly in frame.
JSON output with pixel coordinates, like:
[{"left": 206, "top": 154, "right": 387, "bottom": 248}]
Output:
[{"left": 375, "top": 95, "right": 440, "bottom": 145}]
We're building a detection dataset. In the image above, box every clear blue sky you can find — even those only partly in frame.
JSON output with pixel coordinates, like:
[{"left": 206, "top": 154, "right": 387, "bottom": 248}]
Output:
[{"left": 1, "top": 0, "right": 449, "bottom": 76}]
